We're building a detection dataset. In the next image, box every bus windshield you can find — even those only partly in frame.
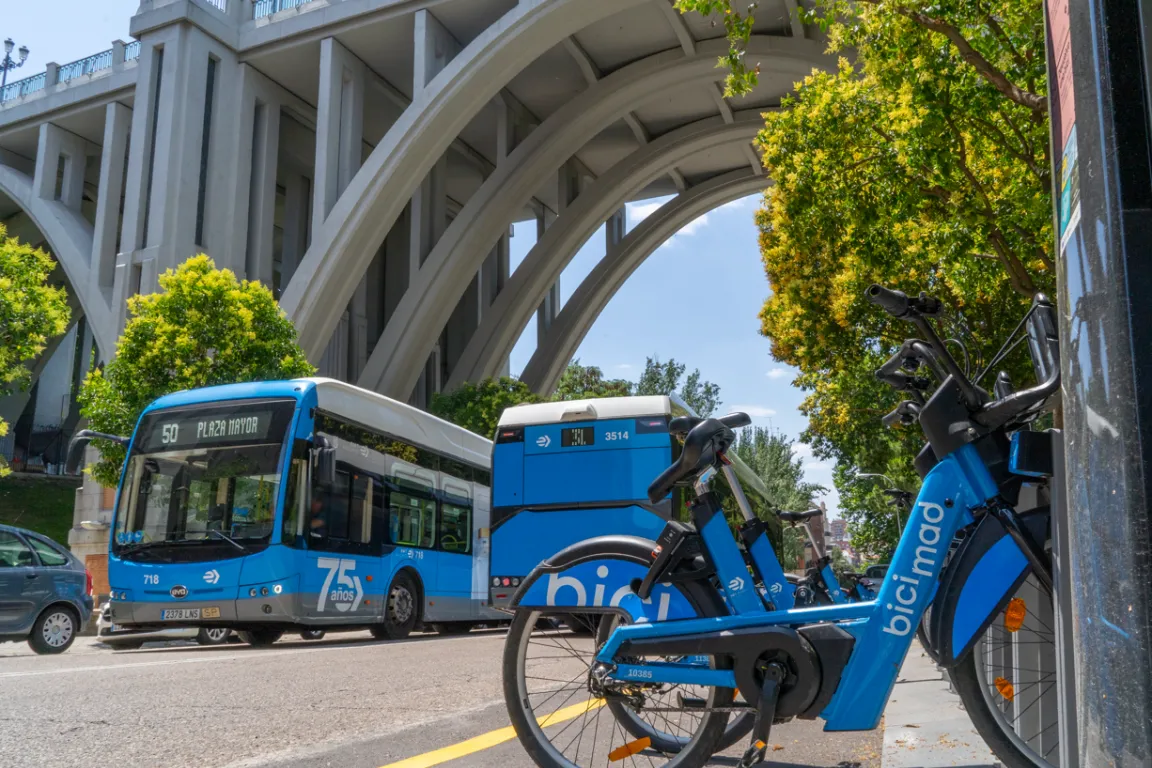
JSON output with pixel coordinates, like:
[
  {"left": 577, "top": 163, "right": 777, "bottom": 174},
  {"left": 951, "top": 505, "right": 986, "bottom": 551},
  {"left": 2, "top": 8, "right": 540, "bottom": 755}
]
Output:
[{"left": 113, "top": 400, "right": 298, "bottom": 561}]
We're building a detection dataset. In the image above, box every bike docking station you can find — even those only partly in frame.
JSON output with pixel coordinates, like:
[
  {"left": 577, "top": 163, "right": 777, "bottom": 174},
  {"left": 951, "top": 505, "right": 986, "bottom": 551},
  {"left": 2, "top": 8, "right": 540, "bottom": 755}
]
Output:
[{"left": 1045, "top": 0, "right": 1152, "bottom": 764}]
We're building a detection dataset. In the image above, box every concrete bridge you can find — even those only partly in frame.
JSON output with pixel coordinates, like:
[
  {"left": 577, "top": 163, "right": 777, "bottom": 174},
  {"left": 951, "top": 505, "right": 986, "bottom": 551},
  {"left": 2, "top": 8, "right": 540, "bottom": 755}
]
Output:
[{"left": 0, "top": 0, "right": 834, "bottom": 564}]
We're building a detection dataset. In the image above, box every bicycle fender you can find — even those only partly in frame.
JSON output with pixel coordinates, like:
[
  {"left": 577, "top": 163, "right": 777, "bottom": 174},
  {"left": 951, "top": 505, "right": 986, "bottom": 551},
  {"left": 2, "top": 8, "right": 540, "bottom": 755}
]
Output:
[
  {"left": 928, "top": 506, "right": 1050, "bottom": 667},
  {"left": 509, "top": 535, "right": 700, "bottom": 624}
]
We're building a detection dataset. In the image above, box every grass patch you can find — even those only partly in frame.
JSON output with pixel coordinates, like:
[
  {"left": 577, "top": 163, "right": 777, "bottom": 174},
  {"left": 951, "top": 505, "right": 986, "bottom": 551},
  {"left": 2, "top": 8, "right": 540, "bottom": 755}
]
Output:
[{"left": 0, "top": 475, "right": 81, "bottom": 544}]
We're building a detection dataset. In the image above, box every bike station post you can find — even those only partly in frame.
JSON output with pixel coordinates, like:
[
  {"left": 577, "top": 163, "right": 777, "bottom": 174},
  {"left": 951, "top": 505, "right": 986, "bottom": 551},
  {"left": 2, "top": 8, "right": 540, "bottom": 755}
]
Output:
[{"left": 1050, "top": 0, "right": 1152, "bottom": 762}]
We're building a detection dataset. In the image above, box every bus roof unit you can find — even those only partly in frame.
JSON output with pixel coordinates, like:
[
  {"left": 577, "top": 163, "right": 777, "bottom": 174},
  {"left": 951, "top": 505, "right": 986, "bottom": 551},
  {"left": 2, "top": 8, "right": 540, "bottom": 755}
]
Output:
[{"left": 497, "top": 396, "right": 671, "bottom": 428}]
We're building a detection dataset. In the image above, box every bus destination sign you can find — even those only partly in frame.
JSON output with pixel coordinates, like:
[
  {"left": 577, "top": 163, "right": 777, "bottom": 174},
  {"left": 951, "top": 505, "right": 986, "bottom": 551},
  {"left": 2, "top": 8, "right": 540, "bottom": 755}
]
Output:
[
  {"left": 561, "top": 426, "right": 595, "bottom": 448},
  {"left": 143, "top": 409, "right": 276, "bottom": 452}
]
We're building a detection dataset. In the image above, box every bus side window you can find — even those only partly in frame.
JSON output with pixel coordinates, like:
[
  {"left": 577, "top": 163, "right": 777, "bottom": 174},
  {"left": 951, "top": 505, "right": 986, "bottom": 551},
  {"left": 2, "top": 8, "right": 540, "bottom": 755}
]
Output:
[
  {"left": 438, "top": 501, "right": 471, "bottom": 554},
  {"left": 388, "top": 487, "right": 435, "bottom": 549}
]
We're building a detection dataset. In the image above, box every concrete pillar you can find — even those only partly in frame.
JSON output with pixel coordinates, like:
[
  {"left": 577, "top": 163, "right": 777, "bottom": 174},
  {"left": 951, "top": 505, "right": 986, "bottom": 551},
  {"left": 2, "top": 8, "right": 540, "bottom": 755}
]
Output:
[
  {"left": 313, "top": 37, "right": 366, "bottom": 380},
  {"left": 409, "top": 9, "right": 461, "bottom": 404},
  {"left": 116, "top": 25, "right": 232, "bottom": 297},
  {"left": 280, "top": 171, "right": 310, "bottom": 286},
  {"left": 606, "top": 206, "right": 626, "bottom": 252},
  {"left": 111, "top": 40, "right": 127, "bottom": 67},
  {"left": 536, "top": 163, "right": 577, "bottom": 342},
  {"left": 33, "top": 123, "right": 88, "bottom": 211},
  {"left": 312, "top": 37, "right": 365, "bottom": 238},
  {"left": 91, "top": 102, "right": 132, "bottom": 302},
  {"left": 246, "top": 101, "right": 281, "bottom": 287}
]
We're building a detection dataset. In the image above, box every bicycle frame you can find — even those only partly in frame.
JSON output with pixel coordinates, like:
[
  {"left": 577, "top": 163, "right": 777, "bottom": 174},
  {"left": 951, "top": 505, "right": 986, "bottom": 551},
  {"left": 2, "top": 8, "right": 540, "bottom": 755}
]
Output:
[{"left": 590, "top": 442, "right": 998, "bottom": 731}]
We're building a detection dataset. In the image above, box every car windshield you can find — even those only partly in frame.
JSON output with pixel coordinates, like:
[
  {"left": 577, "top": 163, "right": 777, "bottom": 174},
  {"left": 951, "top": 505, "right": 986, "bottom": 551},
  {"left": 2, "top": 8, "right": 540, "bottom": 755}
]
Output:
[{"left": 113, "top": 400, "right": 297, "bottom": 561}]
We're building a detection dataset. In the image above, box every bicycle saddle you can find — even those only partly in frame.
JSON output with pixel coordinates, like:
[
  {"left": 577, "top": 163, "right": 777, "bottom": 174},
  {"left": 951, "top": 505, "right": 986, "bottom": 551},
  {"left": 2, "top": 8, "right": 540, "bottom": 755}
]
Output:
[
  {"left": 647, "top": 413, "right": 752, "bottom": 503},
  {"left": 777, "top": 509, "right": 822, "bottom": 523}
]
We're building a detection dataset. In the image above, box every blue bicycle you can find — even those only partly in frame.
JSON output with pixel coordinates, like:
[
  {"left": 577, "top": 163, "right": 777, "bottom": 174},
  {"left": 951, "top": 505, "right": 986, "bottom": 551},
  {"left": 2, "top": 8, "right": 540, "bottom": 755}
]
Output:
[{"left": 502, "top": 285, "right": 1060, "bottom": 768}]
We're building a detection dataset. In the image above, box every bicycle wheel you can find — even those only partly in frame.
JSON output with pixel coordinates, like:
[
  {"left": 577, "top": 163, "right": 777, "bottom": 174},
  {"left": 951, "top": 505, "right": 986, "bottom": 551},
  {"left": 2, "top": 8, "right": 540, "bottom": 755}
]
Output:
[
  {"left": 504, "top": 605, "right": 734, "bottom": 768},
  {"left": 593, "top": 614, "right": 754, "bottom": 755},
  {"left": 951, "top": 574, "right": 1061, "bottom": 767}
]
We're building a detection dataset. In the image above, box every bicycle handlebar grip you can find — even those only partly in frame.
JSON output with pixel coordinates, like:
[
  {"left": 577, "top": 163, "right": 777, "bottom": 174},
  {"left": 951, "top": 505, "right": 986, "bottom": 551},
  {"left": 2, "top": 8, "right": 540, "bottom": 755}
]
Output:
[
  {"left": 881, "top": 408, "right": 904, "bottom": 428},
  {"left": 866, "top": 284, "right": 911, "bottom": 317}
]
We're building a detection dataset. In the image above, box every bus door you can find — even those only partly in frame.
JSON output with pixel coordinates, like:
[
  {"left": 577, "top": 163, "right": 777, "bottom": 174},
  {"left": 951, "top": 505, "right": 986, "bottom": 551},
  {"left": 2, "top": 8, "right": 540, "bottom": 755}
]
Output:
[
  {"left": 301, "top": 463, "right": 385, "bottom": 623},
  {"left": 385, "top": 473, "right": 438, "bottom": 605},
  {"left": 435, "top": 481, "right": 474, "bottom": 609}
]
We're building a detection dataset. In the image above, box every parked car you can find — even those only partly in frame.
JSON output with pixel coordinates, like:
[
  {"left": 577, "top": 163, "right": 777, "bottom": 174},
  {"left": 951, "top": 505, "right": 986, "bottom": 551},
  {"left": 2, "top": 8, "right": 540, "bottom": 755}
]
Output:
[
  {"left": 865, "top": 563, "right": 890, "bottom": 580},
  {"left": 96, "top": 602, "right": 236, "bottom": 650},
  {"left": 0, "top": 524, "right": 93, "bottom": 654}
]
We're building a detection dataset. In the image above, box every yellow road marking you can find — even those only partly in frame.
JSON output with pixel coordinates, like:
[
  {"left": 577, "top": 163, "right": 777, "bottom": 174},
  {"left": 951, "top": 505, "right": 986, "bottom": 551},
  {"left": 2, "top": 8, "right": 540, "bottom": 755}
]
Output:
[{"left": 379, "top": 699, "right": 605, "bottom": 768}]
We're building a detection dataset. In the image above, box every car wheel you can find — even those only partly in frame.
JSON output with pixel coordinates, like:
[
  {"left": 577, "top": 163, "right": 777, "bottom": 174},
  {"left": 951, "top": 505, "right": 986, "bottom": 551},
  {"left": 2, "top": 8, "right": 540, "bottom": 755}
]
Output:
[
  {"left": 28, "top": 606, "right": 79, "bottom": 655},
  {"left": 196, "top": 627, "right": 231, "bottom": 646},
  {"left": 238, "top": 629, "right": 283, "bottom": 647},
  {"left": 103, "top": 639, "right": 145, "bottom": 651}
]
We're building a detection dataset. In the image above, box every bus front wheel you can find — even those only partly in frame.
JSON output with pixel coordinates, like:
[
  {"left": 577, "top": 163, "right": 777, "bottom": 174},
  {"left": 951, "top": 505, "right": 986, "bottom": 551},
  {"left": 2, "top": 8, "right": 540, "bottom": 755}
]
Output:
[{"left": 376, "top": 572, "right": 419, "bottom": 640}]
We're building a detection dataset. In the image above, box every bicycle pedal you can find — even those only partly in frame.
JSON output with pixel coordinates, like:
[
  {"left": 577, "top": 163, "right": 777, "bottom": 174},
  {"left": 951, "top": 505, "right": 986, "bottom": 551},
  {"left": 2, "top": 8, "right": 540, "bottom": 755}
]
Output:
[
  {"left": 737, "top": 739, "right": 768, "bottom": 767},
  {"left": 676, "top": 694, "right": 706, "bottom": 709}
]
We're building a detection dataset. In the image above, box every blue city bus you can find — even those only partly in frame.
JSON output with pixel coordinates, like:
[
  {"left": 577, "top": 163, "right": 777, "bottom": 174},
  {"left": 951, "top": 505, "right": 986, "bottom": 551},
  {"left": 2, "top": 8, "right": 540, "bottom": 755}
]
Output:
[
  {"left": 489, "top": 396, "right": 699, "bottom": 610},
  {"left": 69, "top": 378, "right": 505, "bottom": 646}
]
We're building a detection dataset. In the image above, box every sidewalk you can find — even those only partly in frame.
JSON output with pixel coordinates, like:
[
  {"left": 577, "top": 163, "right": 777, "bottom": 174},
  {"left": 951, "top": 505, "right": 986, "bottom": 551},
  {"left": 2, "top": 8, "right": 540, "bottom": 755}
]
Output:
[{"left": 882, "top": 642, "right": 999, "bottom": 767}]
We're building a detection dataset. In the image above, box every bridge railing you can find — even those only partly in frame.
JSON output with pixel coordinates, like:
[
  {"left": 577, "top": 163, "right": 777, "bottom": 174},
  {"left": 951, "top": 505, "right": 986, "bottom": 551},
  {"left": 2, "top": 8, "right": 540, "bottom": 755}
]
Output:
[
  {"left": 57, "top": 49, "right": 116, "bottom": 85},
  {"left": 254, "top": 0, "right": 308, "bottom": 20},
  {"left": 1, "top": 39, "right": 145, "bottom": 106},
  {"left": 0, "top": 72, "right": 48, "bottom": 104}
]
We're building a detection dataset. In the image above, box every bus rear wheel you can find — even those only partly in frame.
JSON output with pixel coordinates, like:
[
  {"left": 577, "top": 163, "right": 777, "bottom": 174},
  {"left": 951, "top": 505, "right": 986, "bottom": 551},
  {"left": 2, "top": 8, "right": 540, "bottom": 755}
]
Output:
[
  {"left": 239, "top": 629, "right": 283, "bottom": 647},
  {"left": 377, "top": 572, "right": 419, "bottom": 640}
]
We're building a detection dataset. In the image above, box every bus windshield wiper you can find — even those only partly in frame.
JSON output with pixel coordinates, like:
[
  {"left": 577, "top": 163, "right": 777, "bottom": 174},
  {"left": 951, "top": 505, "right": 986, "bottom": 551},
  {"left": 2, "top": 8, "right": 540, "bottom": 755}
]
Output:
[{"left": 208, "top": 529, "right": 250, "bottom": 553}]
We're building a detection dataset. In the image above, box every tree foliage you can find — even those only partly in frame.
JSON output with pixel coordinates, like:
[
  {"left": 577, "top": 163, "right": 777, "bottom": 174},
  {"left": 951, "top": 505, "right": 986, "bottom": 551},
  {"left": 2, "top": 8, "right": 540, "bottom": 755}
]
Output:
[
  {"left": 78, "top": 256, "right": 315, "bottom": 486},
  {"left": 673, "top": 1, "right": 762, "bottom": 97},
  {"left": 553, "top": 359, "right": 632, "bottom": 401},
  {"left": 430, "top": 377, "right": 544, "bottom": 439},
  {"left": 635, "top": 357, "right": 722, "bottom": 417},
  {"left": 435, "top": 358, "right": 724, "bottom": 438},
  {"left": 715, "top": 426, "right": 824, "bottom": 568},
  {"left": 679, "top": 0, "right": 1052, "bottom": 557},
  {"left": 0, "top": 226, "right": 71, "bottom": 475}
]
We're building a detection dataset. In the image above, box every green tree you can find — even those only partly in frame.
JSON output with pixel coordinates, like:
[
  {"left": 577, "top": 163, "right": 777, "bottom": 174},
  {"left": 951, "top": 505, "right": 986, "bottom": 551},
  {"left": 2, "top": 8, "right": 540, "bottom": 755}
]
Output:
[
  {"left": 430, "top": 377, "right": 543, "bottom": 438},
  {"left": 0, "top": 226, "right": 71, "bottom": 475},
  {"left": 680, "top": 0, "right": 1051, "bottom": 542},
  {"left": 828, "top": 546, "right": 853, "bottom": 581},
  {"left": 78, "top": 255, "right": 315, "bottom": 486},
  {"left": 635, "top": 357, "right": 722, "bottom": 417},
  {"left": 709, "top": 427, "right": 824, "bottom": 568},
  {"left": 552, "top": 359, "right": 632, "bottom": 400}
]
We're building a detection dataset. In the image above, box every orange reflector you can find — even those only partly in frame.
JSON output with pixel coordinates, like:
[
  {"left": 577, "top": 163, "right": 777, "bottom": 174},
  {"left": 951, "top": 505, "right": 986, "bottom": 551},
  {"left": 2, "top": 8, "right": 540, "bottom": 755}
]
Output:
[
  {"left": 608, "top": 738, "right": 652, "bottom": 762},
  {"left": 995, "top": 676, "right": 1015, "bottom": 701},
  {"left": 1004, "top": 598, "right": 1027, "bottom": 632}
]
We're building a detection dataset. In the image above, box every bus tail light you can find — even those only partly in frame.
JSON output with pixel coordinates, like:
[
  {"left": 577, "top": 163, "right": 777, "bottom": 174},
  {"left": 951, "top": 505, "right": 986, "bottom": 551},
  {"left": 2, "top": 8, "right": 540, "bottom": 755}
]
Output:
[{"left": 85, "top": 570, "right": 93, "bottom": 596}]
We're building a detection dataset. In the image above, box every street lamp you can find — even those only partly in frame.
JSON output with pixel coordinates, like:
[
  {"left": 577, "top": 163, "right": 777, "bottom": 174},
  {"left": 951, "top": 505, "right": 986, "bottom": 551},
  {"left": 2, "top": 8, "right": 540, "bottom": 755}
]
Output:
[
  {"left": 854, "top": 472, "right": 905, "bottom": 535},
  {"left": 0, "top": 38, "right": 31, "bottom": 101}
]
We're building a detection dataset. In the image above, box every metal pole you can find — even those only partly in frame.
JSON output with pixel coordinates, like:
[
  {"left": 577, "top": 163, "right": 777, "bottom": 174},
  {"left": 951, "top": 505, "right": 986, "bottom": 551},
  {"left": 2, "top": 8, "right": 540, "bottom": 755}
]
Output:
[{"left": 1049, "top": 0, "right": 1152, "bottom": 761}]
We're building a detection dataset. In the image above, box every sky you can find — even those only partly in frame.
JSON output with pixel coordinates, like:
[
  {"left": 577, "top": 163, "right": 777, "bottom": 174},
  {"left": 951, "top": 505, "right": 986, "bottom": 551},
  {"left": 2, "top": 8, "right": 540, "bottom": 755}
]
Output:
[{"left": 4, "top": 1, "right": 839, "bottom": 514}]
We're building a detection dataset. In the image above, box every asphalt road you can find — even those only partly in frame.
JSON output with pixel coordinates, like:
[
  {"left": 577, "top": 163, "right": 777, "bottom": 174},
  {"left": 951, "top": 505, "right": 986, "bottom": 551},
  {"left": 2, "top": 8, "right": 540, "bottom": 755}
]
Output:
[{"left": 0, "top": 630, "right": 881, "bottom": 768}]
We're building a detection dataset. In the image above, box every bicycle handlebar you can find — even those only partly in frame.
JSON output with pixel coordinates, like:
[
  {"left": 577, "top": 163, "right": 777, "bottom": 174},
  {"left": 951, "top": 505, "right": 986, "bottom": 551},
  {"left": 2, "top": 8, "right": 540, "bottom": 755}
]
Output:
[{"left": 866, "top": 284, "right": 913, "bottom": 317}]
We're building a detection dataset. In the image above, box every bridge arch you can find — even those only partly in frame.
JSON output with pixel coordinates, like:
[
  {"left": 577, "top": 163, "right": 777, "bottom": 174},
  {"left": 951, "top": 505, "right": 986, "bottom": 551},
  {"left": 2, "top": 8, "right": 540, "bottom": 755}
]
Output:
[
  {"left": 278, "top": 0, "right": 651, "bottom": 359},
  {"left": 358, "top": 34, "right": 832, "bottom": 396},
  {"left": 0, "top": 166, "right": 114, "bottom": 357},
  {"left": 519, "top": 170, "right": 770, "bottom": 394},
  {"left": 441, "top": 118, "right": 765, "bottom": 393}
]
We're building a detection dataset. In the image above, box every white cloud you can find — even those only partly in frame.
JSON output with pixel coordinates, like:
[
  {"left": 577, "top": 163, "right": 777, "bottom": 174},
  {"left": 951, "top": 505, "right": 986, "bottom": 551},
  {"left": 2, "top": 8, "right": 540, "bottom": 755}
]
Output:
[
  {"left": 628, "top": 201, "right": 662, "bottom": 225},
  {"left": 719, "top": 195, "right": 756, "bottom": 212},
  {"left": 615, "top": 363, "right": 633, "bottom": 370},
  {"left": 791, "top": 442, "right": 814, "bottom": 459},
  {"left": 677, "top": 213, "right": 710, "bottom": 236},
  {"left": 730, "top": 404, "right": 776, "bottom": 418},
  {"left": 766, "top": 368, "right": 789, "bottom": 380},
  {"left": 804, "top": 461, "right": 832, "bottom": 471}
]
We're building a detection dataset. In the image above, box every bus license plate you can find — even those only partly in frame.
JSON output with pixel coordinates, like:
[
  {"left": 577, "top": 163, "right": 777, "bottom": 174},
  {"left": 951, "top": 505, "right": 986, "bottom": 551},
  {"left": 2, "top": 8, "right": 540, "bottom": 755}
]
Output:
[{"left": 162, "top": 608, "right": 201, "bottom": 621}]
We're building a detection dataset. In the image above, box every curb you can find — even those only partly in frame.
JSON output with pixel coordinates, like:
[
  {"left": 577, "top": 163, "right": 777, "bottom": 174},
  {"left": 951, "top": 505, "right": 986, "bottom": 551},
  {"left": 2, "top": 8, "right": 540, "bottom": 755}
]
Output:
[{"left": 882, "top": 641, "right": 999, "bottom": 767}]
